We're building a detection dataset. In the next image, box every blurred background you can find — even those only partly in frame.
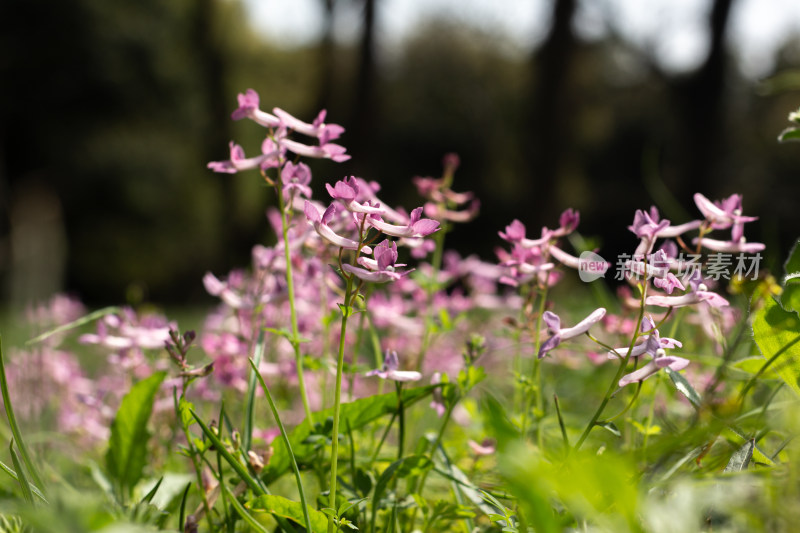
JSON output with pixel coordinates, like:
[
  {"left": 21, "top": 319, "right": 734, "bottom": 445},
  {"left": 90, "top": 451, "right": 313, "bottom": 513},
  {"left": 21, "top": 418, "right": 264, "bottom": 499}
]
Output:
[{"left": 2, "top": 0, "right": 800, "bottom": 309}]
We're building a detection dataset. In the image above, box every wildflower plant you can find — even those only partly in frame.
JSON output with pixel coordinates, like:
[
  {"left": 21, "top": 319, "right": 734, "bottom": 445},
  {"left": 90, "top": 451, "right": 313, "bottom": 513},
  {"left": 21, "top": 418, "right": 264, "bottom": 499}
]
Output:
[{"left": 2, "top": 92, "right": 800, "bottom": 533}]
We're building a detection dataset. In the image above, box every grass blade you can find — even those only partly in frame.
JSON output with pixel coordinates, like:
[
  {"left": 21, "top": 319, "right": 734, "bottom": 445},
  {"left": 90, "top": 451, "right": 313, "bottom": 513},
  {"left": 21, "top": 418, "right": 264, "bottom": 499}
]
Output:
[
  {"left": 248, "top": 357, "right": 313, "bottom": 533},
  {"left": 25, "top": 306, "right": 121, "bottom": 346},
  {"left": 0, "top": 336, "right": 45, "bottom": 493},
  {"left": 0, "top": 459, "right": 47, "bottom": 503},
  {"left": 223, "top": 483, "right": 271, "bottom": 533},
  {"left": 9, "top": 440, "right": 34, "bottom": 504},
  {"left": 243, "top": 331, "right": 266, "bottom": 453},
  {"left": 189, "top": 410, "right": 266, "bottom": 496}
]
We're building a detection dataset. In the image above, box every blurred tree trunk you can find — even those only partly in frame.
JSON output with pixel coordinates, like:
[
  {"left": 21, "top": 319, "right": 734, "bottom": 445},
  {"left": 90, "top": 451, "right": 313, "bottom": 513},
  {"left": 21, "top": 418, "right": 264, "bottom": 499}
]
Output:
[
  {"left": 315, "top": 0, "right": 336, "bottom": 113},
  {"left": 192, "top": 0, "right": 246, "bottom": 269},
  {"left": 349, "top": 0, "right": 377, "bottom": 173},
  {"left": 527, "top": 0, "right": 577, "bottom": 224},
  {"left": 671, "top": 0, "right": 735, "bottom": 197}
]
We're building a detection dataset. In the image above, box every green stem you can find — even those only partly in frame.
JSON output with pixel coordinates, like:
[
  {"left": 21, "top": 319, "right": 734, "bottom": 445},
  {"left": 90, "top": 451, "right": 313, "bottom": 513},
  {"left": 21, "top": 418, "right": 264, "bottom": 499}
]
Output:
[
  {"left": 574, "top": 287, "right": 648, "bottom": 451},
  {"left": 274, "top": 172, "right": 314, "bottom": 425},
  {"left": 328, "top": 273, "right": 356, "bottom": 533}
]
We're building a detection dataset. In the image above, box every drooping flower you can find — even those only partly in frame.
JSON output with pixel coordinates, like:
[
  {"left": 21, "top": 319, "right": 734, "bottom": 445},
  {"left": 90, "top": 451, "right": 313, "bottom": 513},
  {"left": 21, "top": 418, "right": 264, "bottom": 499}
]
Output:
[
  {"left": 538, "top": 308, "right": 607, "bottom": 358},
  {"left": 366, "top": 350, "right": 422, "bottom": 382}
]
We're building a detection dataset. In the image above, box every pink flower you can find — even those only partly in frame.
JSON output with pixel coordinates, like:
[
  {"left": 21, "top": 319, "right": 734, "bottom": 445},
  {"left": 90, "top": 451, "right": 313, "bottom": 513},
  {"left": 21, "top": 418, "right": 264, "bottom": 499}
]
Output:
[
  {"left": 281, "top": 161, "right": 312, "bottom": 201},
  {"left": 645, "top": 282, "right": 729, "bottom": 308},
  {"left": 694, "top": 193, "right": 757, "bottom": 237},
  {"left": 304, "top": 201, "right": 371, "bottom": 252},
  {"left": 207, "top": 141, "right": 281, "bottom": 174},
  {"left": 230, "top": 89, "right": 282, "bottom": 128},
  {"left": 618, "top": 353, "right": 690, "bottom": 387},
  {"left": 326, "top": 177, "right": 385, "bottom": 214},
  {"left": 538, "top": 308, "right": 606, "bottom": 358},
  {"left": 281, "top": 138, "right": 350, "bottom": 162},
  {"left": 693, "top": 236, "right": 765, "bottom": 254},
  {"left": 342, "top": 240, "right": 412, "bottom": 283},
  {"left": 607, "top": 316, "right": 682, "bottom": 360},
  {"left": 273, "top": 107, "right": 345, "bottom": 144},
  {"left": 366, "top": 350, "right": 422, "bottom": 382},
  {"left": 367, "top": 207, "right": 440, "bottom": 239}
]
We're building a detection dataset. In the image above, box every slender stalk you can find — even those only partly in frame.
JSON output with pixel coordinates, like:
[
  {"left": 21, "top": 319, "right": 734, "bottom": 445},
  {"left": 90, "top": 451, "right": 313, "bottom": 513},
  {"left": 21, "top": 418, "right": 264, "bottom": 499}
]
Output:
[
  {"left": 328, "top": 273, "right": 356, "bottom": 533},
  {"left": 574, "top": 286, "right": 648, "bottom": 451},
  {"left": 273, "top": 171, "right": 314, "bottom": 425}
]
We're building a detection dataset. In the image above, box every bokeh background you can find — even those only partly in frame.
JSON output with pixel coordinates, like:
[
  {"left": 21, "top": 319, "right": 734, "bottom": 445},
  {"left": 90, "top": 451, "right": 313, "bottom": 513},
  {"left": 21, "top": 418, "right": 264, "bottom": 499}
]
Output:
[{"left": 2, "top": 0, "right": 800, "bottom": 309}]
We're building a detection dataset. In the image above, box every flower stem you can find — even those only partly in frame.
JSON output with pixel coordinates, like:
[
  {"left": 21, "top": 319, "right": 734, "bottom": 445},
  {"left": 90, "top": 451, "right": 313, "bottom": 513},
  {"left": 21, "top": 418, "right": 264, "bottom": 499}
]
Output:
[
  {"left": 574, "top": 286, "right": 648, "bottom": 451},
  {"left": 328, "top": 272, "right": 356, "bottom": 533},
  {"left": 274, "top": 176, "right": 315, "bottom": 426}
]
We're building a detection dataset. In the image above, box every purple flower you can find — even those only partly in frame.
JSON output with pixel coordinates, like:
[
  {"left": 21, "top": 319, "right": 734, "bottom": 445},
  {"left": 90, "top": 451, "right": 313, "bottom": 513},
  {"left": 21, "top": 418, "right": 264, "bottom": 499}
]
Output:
[
  {"left": 366, "top": 350, "right": 422, "bottom": 382},
  {"left": 230, "top": 89, "right": 282, "bottom": 128},
  {"left": 552, "top": 208, "right": 580, "bottom": 237},
  {"left": 304, "top": 201, "right": 371, "bottom": 252},
  {"left": 692, "top": 236, "right": 765, "bottom": 254},
  {"left": 342, "top": 240, "right": 412, "bottom": 283},
  {"left": 273, "top": 107, "right": 345, "bottom": 144},
  {"left": 367, "top": 207, "right": 440, "bottom": 239},
  {"left": 694, "top": 193, "right": 757, "bottom": 236},
  {"left": 281, "top": 161, "right": 312, "bottom": 201},
  {"left": 645, "top": 281, "right": 729, "bottom": 308},
  {"left": 207, "top": 141, "right": 281, "bottom": 174},
  {"left": 607, "top": 316, "right": 682, "bottom": 360},
  {"left": 281, "top": 138, "right": 350, "bottom": 162},
  {"left": 538, "top": 308, "right": 606, "bottom": 358},
  {"left": 326, "top": 176, "right": 385, "bottom": 214},
  {"left": 498, "top": 219, "right": 551, "bottom": 247},
  {"left": 618, "top": 352, "right": 690, "bottom": 387}
]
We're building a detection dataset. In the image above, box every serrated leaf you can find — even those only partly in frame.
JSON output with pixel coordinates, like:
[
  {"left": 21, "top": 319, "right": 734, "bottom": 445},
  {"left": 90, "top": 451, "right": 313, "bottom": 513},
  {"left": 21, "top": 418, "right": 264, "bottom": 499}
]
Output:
[
  {"left": 106, "top": 371, "right": 166, "bottom": 498},
  {"left": 247, "top": 495, "right": 329, "bottom": 533},
  {"left": 752, "top": 296, "right": 800, "bottom": 397},
  {"left": 723, "top": 439, "right": 754, "bottom": 473},
  {"left": 666, "top": 367, "right": 703, "bottom": 408}
]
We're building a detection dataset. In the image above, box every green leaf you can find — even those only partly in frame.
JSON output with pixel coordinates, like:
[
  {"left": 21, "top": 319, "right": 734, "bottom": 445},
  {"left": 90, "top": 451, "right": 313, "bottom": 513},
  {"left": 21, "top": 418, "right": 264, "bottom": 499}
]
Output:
[
  {"left": 106, "top": 371, "right": 166, "bottom": 499},
  {"left": 723, "top": 439, "right": 754, "bottom": 473},
  {"left": 782, "top": 239, "right": 800, "bottom": 313},
  {"left": 778, "top": 127, "right": 800, "bottom": 142},
  {"left": 666, "top": 367, "right": 703, "bottom": 408},
  {"left": 732, "top": 357, "right": 779, "bottom": 379},
  {"left": 372, "top": 455, "right": 432, "bottom": 527},
  {"left": 9, "top": 441, "right": 33, "bottom": 504},
  {"left": 752, "top": 296, "right": 800, "bottom": 397},
  {"left": 247, "top": 494, "right": 329, "bottom": 533},
  {"left": 262, "top": 384, "right": 446, "bottom": 484}
]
